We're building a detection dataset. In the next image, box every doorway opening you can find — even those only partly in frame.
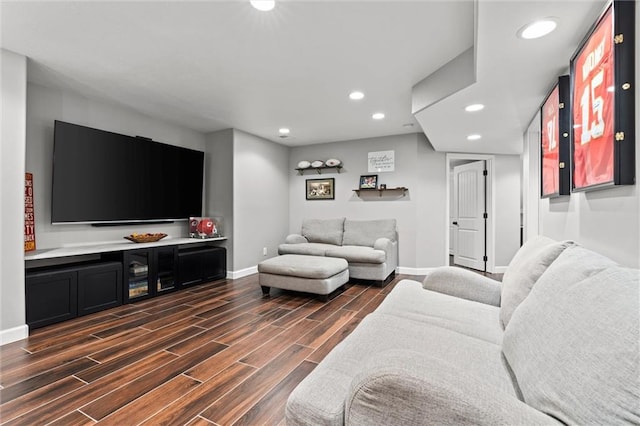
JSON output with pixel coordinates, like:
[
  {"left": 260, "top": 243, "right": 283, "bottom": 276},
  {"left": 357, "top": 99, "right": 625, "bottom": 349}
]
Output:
[{"left": 445, "top": 153, "right": 496, "bottom": 273}]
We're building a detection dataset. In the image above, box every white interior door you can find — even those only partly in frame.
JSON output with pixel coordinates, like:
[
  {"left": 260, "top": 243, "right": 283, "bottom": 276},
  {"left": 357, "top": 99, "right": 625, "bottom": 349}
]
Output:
[{"left": 453, "top": 160, "right": 486, "bottom": 271}]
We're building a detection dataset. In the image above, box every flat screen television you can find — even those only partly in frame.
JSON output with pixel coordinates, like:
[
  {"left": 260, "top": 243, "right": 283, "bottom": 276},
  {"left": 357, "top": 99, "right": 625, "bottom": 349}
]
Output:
[{"left": 51, "top": 120, "right": 204, "bottom": 225}]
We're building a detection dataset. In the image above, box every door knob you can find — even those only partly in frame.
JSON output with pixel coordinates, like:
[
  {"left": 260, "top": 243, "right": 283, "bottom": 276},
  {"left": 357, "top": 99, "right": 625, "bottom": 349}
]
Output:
[{"left": 452, "top": 221, "right": 458, "bottom": 225}]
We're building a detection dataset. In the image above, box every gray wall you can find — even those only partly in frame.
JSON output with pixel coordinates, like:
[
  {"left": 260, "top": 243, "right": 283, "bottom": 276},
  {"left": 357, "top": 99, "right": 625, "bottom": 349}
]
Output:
[
  {"left": 1, "top": 49, "right": 28, "bottom": 342},
  {"left": 205, "top": 129, "right": 235, "bottom": 271},
  {"left": 414, "top": 135, "right": 448, "bottom": 268},
  {"left": 232, "top": 130, "right": 289, "bottom": 271},
  {"left": 289, "top": 133, "right": 447, "bottom": 270},
  {"left": 25, "top": 83, "right": 208, "bottom": 249}
]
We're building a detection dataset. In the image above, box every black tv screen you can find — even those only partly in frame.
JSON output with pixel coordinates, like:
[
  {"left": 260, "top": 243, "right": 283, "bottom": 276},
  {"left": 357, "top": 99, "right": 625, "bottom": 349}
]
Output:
[{"left": 52, "top": 120, "right": 204, "bottom": 224}]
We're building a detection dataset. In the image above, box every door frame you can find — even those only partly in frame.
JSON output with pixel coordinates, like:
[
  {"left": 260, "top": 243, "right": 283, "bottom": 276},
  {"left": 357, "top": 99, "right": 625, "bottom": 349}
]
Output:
[{"left": 445, "top": 153, "right": 496, "bottom": 273}]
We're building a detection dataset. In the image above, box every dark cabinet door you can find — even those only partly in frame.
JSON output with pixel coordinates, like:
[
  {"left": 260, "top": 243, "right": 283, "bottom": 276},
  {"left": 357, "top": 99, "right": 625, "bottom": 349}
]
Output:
[
  {"left": 178, "top": 251, "right": 203, "bottom": 287},
  {"left": 26, "top": 270, "right": 78, "bottom": 329},
  {"left": 178, "top": 246, "right": 227, "bottom": 287},
  {"left": 155, "top": 247, "right": 178, "bottom": 294},
  {"left": 123, "top": 247, "right": 178, "bottom": 303},
  {"left": 202, "top": 247, "right": 226, "bottom": 281},
  {"left": 77, "top": 262, "right": 122, "bottom": 316},
  {"left": 123, "top": 249, "right": 152, "bottom": 302}
]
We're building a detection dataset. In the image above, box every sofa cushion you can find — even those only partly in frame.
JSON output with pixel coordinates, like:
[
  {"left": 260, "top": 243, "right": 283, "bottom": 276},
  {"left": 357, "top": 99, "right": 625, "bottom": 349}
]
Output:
[
  {"left": 500, "top": 236, "right": 573, "bottom": 328},
  {"left": 342, "top": 219, "right": 396, "bottom": 247},
  {"left": 258, "top": 254, "right": 348, "bottom": 279},
  {"left": 345, "top": 349, "right": 558, "bottom": 426},
  {"left": 286, "top": 312, "right": 516, "bottom": 426},
  {"left": 278, "top": 242, "right": 337, "bottom": 257},
  {"left": 301, "top": 218, "right": 345, "bottom": 246},
  {"left": 502, "top": 251, "right": 640, "bottom": 424},
  {"left": 325, "top": 245, "right": 386, "bottom": 264},
  {"left": 378, "top": 280, "right": 503, "bottom": 344}
]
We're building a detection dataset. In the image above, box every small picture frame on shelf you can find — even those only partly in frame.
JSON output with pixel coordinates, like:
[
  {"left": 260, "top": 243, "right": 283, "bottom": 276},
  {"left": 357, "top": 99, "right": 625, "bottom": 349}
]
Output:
[
  {"left": 379, "top": 184, "right": 387, "bottom": 190},
  {"left": 359, "top": 175, "right": 378, "bottom": 189},
  {"left": 306, "top": 178, "right": 335, "bottom": 200}
]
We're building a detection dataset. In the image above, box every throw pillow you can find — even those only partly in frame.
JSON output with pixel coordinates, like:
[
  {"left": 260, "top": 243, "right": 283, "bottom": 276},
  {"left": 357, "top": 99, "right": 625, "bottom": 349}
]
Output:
[
  {"left": 499, "top": 236, "right": 573, "bottom": 328},
  {"left": 301, "top": 218, "right": 345, "bottom": 246},
  {"left": 502, "top": 261, "right": 639, "bottom": 424}
]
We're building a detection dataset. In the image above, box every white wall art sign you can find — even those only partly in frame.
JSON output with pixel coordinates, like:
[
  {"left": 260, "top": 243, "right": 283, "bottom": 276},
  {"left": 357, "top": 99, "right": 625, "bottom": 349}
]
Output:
[{"left": 368, "top": 150, "right": 395, "bottom": 172}]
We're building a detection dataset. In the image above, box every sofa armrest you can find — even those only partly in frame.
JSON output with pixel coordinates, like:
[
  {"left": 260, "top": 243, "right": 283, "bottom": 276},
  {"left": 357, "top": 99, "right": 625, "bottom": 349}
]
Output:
[
  {"left": 284, "top": 234, "right": 308, "bottom": 244},
  {"left": 374, "top": 238, "right": 398, "bottom": 271},
  {"left": 346, "top": 350, "right": 559, "bottom": 426},
  {"left": 422, "top": 266, "right": 501, "bottom": 306},
  {"left": 373, "top": 237, "right": 394, "bottom": 253}
]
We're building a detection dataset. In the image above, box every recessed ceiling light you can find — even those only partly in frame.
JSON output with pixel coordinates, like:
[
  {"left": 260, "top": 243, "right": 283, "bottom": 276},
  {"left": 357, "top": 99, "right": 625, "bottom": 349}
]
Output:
[
  {"left": 279, "top": 128, "right": 290, "bottom": 134},
  {"left": 349, "top": 91, "right": 365, "bottom": 100},
  {"left": 465, "top": 103, "right": 485, "bottom": 112},
  {"left": 467, "top": 134, "right": 482, "bottom": 141},
  {"left": 372, "top": 113, "right": 385, "bottom": 120},
  {"left": 250, "top": 0, "right": 275, "bottom": 11},
  {"left": 517, "top": 18, "right": 557, "bottom": 39}
]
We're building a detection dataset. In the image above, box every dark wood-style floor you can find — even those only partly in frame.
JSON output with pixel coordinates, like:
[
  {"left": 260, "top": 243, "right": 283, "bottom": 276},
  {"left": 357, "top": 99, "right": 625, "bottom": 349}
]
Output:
[{"left": 0, "top": 273, "right": 422, "bottom": 425}]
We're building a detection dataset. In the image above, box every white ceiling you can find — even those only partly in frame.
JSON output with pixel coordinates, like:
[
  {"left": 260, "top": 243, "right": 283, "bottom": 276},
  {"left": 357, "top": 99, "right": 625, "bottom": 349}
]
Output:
[
  {"left": 417, "top": 0, "right": 607, "bottom": 154},
  {"left": 1, "top": 0, "right": 606, "bottom": 154}
]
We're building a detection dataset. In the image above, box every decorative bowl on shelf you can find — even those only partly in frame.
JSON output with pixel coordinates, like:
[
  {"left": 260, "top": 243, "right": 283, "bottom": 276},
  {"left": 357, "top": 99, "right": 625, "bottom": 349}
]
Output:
[
  {"left": 325, "top": 158, "right": 341, "bottom": 167},
  {"left": 297, "top": 160, "right": 311, "bottom": 169},
  {"left": 124, "top": 233, "right": 167, "bottom": 243},
  {"left": 311, "top": 160, "right": 324, "bottom": 168}
]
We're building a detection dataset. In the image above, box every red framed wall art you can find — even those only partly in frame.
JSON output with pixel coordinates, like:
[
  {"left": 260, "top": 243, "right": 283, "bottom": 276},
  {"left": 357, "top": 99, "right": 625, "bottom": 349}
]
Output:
[
  {"left": 25, "top": 172, "right": 36, "bottom": 252},
  {"left": 541, "top": 75, "right": 571, "bottom": 198},
  {"left": 570, "top": 0, "right": 635, "bottom": 191}
]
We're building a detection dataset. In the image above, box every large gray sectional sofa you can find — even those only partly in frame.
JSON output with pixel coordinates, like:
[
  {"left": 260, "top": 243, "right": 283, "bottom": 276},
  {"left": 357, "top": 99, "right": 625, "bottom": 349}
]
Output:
[
  {"left": 278, "top": 218, "right": 398, "bottom": 284},
  {"left": 286, "top": 236, "right": 640, "bottom": 425}
]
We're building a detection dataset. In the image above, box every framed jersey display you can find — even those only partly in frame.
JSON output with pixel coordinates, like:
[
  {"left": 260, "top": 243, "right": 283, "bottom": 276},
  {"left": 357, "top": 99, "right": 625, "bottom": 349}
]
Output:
[
  {"left": 541, "top": 75, "right": 571, "bottom": 198},
  {"left": 570, "top": 0, "right": 635, "bottom": 191}
]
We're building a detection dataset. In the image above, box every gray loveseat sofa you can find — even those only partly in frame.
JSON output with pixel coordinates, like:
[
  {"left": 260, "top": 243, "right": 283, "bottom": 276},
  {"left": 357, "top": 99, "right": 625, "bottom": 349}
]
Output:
[
  {"left": 278, "top": 218, "right": 398, "bottom": 284},
  {"left": 286, "top": 236, "right": 640, "bottom": 425}
]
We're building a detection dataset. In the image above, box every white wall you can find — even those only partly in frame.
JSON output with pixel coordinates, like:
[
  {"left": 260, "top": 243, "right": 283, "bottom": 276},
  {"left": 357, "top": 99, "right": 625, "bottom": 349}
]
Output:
[
  {"left": 25, "top": 83, "right": 208, "bottom": 249},
  {"left": 233, "top": 130, "right": 289, "bottom": 271},
  {"left": 522, "top": 3, "right": 640, "bottom": 268},
  {"left": 1, "top": 49, "right": 28, "bottom": 343},
  {"left": 289, "top": 133, "right": 447, "bottom": 271},
  {"left": 493, "top": 155, "right": 521, "bottom": 266},
  {"left": 522, "top": 115, "right": 540, "bottom": 243}
]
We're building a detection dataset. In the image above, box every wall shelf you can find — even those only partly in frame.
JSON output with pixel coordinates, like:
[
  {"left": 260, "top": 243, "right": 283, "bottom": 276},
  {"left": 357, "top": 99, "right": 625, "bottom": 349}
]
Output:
[
  {"left": 353, "top": 187, "right": 408, "bottom": 197},
  {"left": 296, "top": 165, "right": 343, "bottom": 175}
]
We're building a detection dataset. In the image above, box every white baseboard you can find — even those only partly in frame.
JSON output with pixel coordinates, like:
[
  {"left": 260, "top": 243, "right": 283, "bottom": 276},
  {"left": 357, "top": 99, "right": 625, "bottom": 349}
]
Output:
[
  {"left": 229, "top": 266, "right": 434, "bottom": 279},
  {"left": 0, "top": 324, "right": 29, "bottom": 346},
  {"left": 228, "top": 266, "right": 258, "bottom": 279},
  {"left": 397, "top": 267, "right": 436, "bottom": 276},
  {"left": 227, "top": 265, "right": 501, "bottom": 280}
]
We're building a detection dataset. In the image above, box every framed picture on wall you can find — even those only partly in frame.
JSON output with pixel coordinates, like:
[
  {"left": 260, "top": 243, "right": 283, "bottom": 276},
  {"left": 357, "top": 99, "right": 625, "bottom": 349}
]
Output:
[
  {"left": 570, "top": 0, "right": 635, "bottom": 192},
  {"left": 306, "top": 178, "right": 335, "bottom": 200},
  {"left": 359, "top": 175, "right": 378, "bottom": 189},
  {"left": 540, "top": 75, "right": 571, "bottom": 198}
]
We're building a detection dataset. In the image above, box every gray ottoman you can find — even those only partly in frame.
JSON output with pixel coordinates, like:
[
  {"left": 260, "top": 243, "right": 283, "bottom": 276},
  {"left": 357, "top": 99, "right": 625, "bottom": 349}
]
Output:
[{"left": 258, "top": 254, "right": 349, "bottom": 301}]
